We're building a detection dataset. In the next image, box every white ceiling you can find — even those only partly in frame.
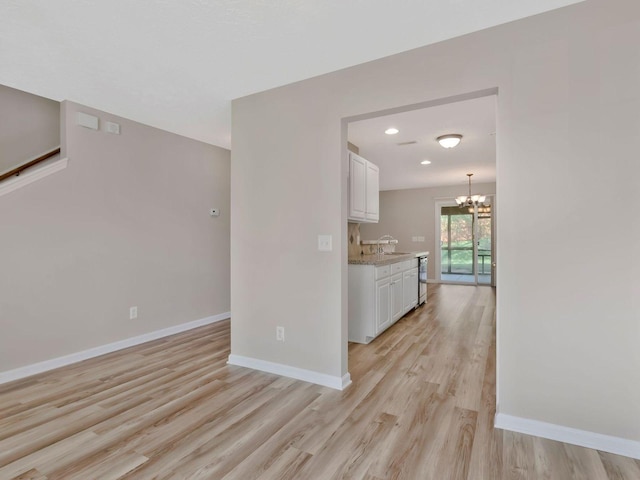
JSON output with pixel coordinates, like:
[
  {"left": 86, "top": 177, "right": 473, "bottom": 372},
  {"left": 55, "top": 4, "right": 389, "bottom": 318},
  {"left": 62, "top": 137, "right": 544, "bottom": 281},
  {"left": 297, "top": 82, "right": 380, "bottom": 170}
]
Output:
[
  {"left": 349, "top": 96, "right": 496, "bottom": 191},
  {"left": 0, "top": 1, "right": 583, "bottom": 149}
]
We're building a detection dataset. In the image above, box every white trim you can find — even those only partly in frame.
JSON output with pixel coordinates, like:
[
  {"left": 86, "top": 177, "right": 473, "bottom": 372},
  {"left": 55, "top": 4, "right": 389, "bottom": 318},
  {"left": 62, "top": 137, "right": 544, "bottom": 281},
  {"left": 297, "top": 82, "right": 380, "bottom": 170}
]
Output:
[
  {"left": 495, "top": 413, "right": 640, "bottom": 460},
  {"left": 0, "top": 312, "right": 231, "bottom": 385},
  {"left": 227, "top": 354, "right": 352, "bottom": 391},
  {"left": 0, "top": 156, "right": 68, "bottom": 197}
]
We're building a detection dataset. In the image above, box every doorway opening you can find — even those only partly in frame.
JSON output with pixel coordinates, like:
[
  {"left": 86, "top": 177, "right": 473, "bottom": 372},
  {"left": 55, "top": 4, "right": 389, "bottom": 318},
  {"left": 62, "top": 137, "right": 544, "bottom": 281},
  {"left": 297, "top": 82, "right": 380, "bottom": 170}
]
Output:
[{"left": 341, "top": 87, "right": 499, "bottom": 382}]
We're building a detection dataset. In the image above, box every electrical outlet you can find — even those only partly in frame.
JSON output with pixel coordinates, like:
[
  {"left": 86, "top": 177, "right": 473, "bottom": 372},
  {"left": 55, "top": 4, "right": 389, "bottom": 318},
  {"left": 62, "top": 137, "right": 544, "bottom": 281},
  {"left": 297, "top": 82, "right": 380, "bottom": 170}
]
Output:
[
  {"left": 129, "top": 306, "right": 138, "bottom": 320},
  {"left": 276, "top": 326, "right": 285, "bottom": 342}
]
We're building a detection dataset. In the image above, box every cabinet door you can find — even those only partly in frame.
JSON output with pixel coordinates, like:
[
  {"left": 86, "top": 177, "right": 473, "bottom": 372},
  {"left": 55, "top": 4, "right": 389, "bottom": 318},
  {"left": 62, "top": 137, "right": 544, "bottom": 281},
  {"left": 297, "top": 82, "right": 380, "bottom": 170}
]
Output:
[
  {"left": 403, "top": 268, "right": 419, "bottom": 312},
  {"left": 390, "top": 273, "right": 404, "bottom": 322},
  {"left": 409, "top": 267, "right": 419, "bottom": 307},
  {"left": 365, "top": 161, "right": 379, "bottom": 222},
  {"left": 376, "top": 278, "right": 391, "bottom": 334},
  {"left": 349, "top": 153, "right": 366, "bottom": 221}
]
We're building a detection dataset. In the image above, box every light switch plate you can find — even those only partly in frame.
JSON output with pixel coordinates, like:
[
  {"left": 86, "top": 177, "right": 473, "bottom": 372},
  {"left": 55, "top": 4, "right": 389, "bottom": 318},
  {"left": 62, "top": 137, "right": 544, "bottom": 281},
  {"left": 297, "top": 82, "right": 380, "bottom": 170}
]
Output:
[{"left": 318, "top": 234, "right": 332, "bottom": 251}]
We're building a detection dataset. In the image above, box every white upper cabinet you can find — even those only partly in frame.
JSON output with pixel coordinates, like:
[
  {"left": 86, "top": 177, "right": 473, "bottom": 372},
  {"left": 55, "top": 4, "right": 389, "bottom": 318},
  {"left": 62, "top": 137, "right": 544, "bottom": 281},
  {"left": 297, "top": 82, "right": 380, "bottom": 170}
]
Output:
[
  {"left": 365, "top": 161, "right": 379, "bottom": 222},
  {"left": 349, "top": 153, "right": 367, "bottom": 220},
  {"left": 348, "top": 152, "right": 379, "bottom": 223}
]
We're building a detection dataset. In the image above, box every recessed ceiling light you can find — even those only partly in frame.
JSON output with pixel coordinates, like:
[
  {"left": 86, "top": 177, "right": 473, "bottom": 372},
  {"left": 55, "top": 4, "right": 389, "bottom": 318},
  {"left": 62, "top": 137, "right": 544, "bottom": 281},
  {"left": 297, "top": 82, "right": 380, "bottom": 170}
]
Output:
[
  {"left": 421, "top": 160, "right": 431, "bottom": 165},
  {"left": 385, "top": 128, "right": 399, "bottom": 135},
  {"left": 437, "top": 134, "right": 462, "bottom": 148}
]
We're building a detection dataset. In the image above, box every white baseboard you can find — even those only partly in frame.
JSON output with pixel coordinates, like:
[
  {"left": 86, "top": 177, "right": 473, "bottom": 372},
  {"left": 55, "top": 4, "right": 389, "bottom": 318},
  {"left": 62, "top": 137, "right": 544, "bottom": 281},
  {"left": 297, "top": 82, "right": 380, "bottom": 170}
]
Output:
[
  {"left": 0, "top": 312, "right": 231, "bottom": 385},
  {"left": 0, "top": 156, "right": 68, "bottom": 197},
  {"left": 495, "top": 413, "right": 640, "bottom": 460},
  {"left": 227, "top": 354, "right": 351, "bottom": 391}
]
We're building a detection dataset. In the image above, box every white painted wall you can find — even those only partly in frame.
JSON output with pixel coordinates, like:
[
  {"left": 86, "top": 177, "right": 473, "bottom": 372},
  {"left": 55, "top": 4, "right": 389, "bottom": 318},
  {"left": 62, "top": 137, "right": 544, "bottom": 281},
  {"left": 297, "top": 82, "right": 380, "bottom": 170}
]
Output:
[
  {"left": 0, "top": 84, "right": 60, "bottom": 174},
  {"left": 232, "top": 0, "right": 640, "bottom": 444},
  {"left": 0, "top": 101, "right": 230, "bottom": 372}
]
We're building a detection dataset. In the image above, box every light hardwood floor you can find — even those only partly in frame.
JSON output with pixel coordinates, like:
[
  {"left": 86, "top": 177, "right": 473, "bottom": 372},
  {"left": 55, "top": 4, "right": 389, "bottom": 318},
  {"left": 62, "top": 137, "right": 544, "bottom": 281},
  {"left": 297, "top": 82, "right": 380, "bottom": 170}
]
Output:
[{"left": 1, "top": 284, "right": 639, "bottom": 479}]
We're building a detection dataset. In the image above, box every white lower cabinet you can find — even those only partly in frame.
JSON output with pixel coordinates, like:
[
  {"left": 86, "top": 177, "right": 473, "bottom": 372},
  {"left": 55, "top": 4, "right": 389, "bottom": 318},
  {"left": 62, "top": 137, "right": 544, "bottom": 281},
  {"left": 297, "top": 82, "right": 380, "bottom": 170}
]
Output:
[
  {"left": 390, "top": 273, "right": 404, "bottom": 322},
  {"left": 403, "top": 268, "right": 419, "bottom": 311},
  {"left": 348, "top": 258, "right": 419, "bottom": 344},
  {"left": 376, "top": 277, "right": 391, "bottom": 334}
]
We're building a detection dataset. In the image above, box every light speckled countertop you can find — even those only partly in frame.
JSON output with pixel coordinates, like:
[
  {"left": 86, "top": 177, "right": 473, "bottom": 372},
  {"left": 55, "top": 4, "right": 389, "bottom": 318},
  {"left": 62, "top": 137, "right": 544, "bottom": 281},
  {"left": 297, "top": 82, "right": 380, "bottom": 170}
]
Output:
[{"left": 348, "top": 251, "right": 429, "bottom": 266}]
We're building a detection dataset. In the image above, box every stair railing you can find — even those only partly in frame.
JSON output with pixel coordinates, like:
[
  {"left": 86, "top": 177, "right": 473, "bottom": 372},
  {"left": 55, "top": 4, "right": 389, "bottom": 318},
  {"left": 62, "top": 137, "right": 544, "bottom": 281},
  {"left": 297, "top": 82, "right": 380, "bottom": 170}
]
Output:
[{"left": 0, "top": 147, "right": 61, "bottom": 183}]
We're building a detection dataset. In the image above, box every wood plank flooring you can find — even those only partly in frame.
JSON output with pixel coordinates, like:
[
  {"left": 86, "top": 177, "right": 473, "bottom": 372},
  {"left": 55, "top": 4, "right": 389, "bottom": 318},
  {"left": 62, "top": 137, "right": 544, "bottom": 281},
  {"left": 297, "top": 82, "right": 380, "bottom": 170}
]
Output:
[{"left": 1, "top": 284, "right": 639, "bottom": 479}]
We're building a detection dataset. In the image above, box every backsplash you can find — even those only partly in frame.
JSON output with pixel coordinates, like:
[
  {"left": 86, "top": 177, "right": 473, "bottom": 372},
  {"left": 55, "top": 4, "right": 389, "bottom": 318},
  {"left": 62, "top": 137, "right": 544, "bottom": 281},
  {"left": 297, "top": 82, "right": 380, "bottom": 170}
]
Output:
[
  {"left": 348, "top": 223, "right": 362, "bottom": 256},
  {"left": 348, "top": 223, "right": 382, "bottom": 256}
]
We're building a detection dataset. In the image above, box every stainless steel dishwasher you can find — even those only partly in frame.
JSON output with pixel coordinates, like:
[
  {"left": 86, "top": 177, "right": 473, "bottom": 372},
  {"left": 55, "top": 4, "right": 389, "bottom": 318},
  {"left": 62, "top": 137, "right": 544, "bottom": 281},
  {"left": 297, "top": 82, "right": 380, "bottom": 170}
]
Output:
[{"left": 418, "top": 255, "right": 428, "bottom": 305}]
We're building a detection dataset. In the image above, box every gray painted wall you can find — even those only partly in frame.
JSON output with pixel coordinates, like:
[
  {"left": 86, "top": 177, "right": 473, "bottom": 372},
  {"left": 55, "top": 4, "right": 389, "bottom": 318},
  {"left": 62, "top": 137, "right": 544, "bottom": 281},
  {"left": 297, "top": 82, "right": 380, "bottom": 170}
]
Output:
[
  {"left": 0, "top": 101, "right": 230, "bottom": 371},
  {"left": 359, "top": 183, "right": 496, "bottom": 280},
  {"left": 0, "top": 84, "right": 60, "bottom": 174},
  {"left": 231, "top": 0, "right": 640, "bottom": 443}
]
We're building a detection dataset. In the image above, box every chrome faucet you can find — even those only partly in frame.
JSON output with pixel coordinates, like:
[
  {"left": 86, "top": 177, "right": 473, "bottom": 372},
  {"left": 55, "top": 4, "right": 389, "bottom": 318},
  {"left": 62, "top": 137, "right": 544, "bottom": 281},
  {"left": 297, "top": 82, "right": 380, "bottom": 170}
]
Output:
[{"left": 376, "top": 234, "right": 396, "bottom": 256}]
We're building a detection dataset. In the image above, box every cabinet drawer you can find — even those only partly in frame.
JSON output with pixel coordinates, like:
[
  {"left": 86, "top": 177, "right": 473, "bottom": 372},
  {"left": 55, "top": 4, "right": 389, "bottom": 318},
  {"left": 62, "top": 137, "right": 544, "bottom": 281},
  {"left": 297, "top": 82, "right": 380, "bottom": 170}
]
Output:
[
  {"left": 391, "top": 261, "right": 405, "bottom": 275},
  {"left": 392, "top": 259, "right": 415, "bottom": 274},
  {"left": 375, "top": 265, "right": 391, "bottom": 279}
]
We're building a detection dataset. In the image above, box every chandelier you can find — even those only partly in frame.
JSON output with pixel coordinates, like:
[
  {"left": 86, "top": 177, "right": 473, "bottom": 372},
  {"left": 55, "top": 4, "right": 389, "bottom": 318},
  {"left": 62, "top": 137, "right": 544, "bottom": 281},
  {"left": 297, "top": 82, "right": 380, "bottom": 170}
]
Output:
[
  {"left": 456, "top": 173, "right": 486, "bottom": 207},
  {"left": 469, "top": 205, "right": 491, "bottom": 219}
]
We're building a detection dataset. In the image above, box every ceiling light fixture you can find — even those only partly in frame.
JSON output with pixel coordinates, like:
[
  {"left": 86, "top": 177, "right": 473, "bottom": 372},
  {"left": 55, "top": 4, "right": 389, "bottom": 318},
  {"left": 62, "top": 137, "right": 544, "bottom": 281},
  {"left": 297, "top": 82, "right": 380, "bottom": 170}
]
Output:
[
  {"left": 420, "top": 160, "right": 431, "bottom": 165},
  {"left": 437, "top": 134, "right": 462, "bottom": 148},
  {"left": 456, "top": 173, "right": 486, "bottom": 207},
  {"left": 385, "top": 128, "right": 399, "bottom": 135}
]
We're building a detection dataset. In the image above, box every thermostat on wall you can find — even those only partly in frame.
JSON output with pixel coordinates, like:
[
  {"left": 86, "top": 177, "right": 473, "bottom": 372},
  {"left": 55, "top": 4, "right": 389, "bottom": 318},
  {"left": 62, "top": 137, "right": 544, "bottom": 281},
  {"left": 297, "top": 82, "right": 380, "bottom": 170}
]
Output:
[
  {"left": 210, "top": 208, "right": 220, "bottom": 217},
  {"left": 106, "top": 121, "right": 120, "bottom": 135}
]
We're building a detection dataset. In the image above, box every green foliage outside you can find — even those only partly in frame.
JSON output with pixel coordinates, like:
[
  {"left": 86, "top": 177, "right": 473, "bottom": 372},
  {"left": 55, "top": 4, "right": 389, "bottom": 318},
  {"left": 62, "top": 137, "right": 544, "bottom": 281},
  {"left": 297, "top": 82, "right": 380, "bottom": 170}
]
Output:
[{"left": 441, "top": 211, "right": 492, "bottom": 274}]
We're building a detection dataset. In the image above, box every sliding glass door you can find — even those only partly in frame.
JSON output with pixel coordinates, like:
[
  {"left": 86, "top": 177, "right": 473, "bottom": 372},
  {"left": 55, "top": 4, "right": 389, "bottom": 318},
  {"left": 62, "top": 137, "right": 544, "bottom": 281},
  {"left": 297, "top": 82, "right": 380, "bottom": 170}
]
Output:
[
  {"left": 438, "top": 200, "right": 493, "bottom": 285},
  {"left": 440, "top": 207, "right": 474, "bottom": 277}
]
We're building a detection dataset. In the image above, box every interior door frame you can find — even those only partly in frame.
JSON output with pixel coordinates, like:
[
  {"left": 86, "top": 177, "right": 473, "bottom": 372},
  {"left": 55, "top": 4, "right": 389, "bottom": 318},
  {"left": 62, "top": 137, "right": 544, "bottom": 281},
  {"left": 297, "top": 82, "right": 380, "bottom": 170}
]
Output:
[
  {"left": 490, "top": 194, "right": 497, "bottom": 287},
  {"left": 475, "top": 194, "right": 494, "bottom": 286},
  {"left": 483, "top": 194, "right": 496, "bottom": 287}
]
